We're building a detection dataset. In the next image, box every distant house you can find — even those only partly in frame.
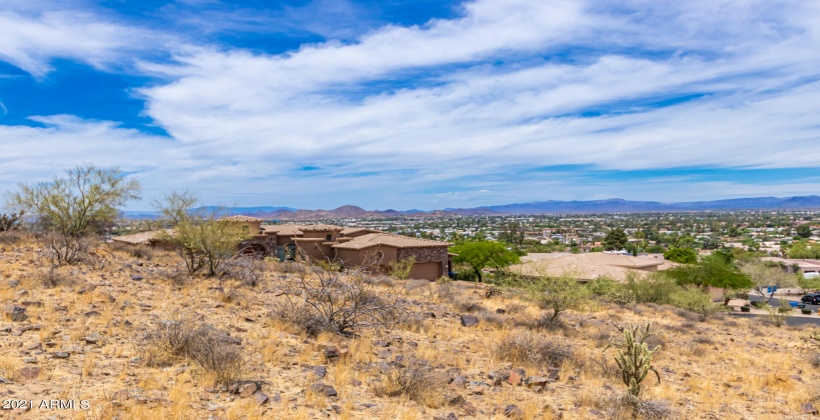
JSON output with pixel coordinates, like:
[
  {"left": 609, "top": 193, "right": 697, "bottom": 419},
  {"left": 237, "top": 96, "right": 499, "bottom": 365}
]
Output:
[
  {"left": 111, "top": 217, "right": 453, "bottom": 281},
  {"left": 239, "top": 222, "right": 454, "bottom": 281},
  {"left": 111, "top": 229, "right": 175, "bottom": 249}
]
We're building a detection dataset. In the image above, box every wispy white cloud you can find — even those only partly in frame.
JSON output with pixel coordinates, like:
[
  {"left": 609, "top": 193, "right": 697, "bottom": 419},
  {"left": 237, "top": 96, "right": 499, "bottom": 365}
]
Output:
[{"left": 1, "top": 0, "right": 819, "bottom": 209}]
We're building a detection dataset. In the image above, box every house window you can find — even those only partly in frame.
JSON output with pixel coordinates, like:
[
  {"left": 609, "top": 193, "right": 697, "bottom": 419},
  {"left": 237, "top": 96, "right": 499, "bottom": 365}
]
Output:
[
  {"left": 375, "top": 250, "right": 384, "bottom": 260},
  {"left": 326, "top": 234, "right": 333, "bottom": 241}
]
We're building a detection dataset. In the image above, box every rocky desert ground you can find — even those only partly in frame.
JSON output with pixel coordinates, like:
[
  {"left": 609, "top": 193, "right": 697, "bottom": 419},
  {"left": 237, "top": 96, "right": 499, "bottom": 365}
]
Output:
[{"left": 1, "top": 232, "right": 819, "bottom": 420}]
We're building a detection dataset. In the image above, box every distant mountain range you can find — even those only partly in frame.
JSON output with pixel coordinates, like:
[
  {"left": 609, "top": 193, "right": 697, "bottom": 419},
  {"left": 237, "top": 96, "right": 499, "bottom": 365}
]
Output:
[{"left": 121, "top": 195, "right": 820, "bottom": 220}]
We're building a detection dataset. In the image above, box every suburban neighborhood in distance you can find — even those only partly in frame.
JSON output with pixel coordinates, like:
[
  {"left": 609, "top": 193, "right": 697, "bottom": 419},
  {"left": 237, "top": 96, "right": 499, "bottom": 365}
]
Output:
[{"left": 3, "top": 0, "right": 820, "bottom": 419}]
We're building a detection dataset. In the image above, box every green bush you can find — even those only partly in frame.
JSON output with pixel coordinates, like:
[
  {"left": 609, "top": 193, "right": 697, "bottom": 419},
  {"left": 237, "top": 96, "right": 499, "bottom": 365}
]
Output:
[
  {"left": 587, "top": 276, "right": 621, "bottom": 296},
  {"left": 528, "top": 273, "right": 590, "bottom": 322},
  {"left": 586, "top": 277, "right": 635, "bottom": 306},
  {"left": 623, "top": 273, "right": 679, "bottom": 305},
  {"left": 663, "top": 247, "right": 698, "bottom": 264},
  {"left": 669, "top": 287, "right": 727, "bottom": 322}
]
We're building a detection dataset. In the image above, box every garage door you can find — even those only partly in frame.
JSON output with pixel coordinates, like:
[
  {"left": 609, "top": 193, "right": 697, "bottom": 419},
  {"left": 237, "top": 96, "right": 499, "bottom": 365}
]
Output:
[{"left": 409, "top": 262, "right": 440, "bottom": 281}]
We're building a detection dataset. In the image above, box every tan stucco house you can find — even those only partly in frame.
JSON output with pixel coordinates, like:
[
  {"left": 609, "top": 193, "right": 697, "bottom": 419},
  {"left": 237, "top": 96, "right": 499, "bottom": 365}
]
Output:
[
  {"left": 112, "top": 217, "right": 453, "bottom": 281},
  {"left": 234, "top": 220, "right": 453, "bottom": 281}
]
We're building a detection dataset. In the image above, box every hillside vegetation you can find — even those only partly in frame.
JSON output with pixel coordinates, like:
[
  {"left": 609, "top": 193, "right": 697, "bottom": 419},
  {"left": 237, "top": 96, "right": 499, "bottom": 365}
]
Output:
[{"left": 0, "top": 233, "right": 818, "bottom": 419}]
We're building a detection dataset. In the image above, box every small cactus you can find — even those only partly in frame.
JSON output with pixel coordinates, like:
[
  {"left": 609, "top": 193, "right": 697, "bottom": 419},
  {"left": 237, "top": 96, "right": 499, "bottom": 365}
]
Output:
[{"left": 605, "top": 322, "right": 661, "bottom": 404}]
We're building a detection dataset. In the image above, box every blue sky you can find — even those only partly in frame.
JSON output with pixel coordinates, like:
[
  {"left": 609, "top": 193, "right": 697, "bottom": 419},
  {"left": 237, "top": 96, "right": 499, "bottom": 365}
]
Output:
[{"left": 1, "top": 0, "right": 819, "bottom": 211}]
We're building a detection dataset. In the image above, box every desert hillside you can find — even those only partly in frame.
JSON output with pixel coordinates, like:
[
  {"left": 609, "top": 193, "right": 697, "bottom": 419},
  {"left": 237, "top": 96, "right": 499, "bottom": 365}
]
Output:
[{"left": 1, "top": 233, "right": 818, "bottom": 419}]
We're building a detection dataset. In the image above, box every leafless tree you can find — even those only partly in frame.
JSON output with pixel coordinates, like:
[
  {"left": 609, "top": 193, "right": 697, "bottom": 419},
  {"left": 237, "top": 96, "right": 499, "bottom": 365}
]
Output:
[{"left": 272, "top": 257, "right": 417, "bottom": 336}]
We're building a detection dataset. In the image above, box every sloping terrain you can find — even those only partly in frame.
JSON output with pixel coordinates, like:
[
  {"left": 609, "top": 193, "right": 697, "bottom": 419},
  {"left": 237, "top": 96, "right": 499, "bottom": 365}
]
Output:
[{"left": 0, "top": 234, "right": 818, "bottom": 419}]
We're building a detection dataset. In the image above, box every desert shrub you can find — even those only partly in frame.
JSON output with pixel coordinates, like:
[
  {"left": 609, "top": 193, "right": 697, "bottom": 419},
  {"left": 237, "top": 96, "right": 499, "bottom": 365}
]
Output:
[
  {"left": 0, "top": 230, "right": 25, "bottom": 245},
  {"left": 142, "top": 319, "right": 244, "bottom": 384},
  {"left": 611, "top": 289, "right": 637, "bottom": 306},
  {"left": 27, "top": 268, "right": 75, "bottom": 288},
  {"left": 673, "top": 308, "right": 702, "bottom": 322},
  {"left": 158, "top": 265, "right": 191, "bottom": 286},
  {"left": 624, "top": 273, "right": 679, "bottom": 305},
  {"left": 129, "top": 245, "right": 154, "bottom": 260},
  {"left": 402, "top": 279, "right": 430, "bottom": 295},
  {"left": 270, "top": 302, "right": 329, "bottom": 336},
  {"left": 142, "top": 319, "right": 198, "bottom": 366},
  {"left": 273, "top": 261, "right": 413, "bottom": 336},
  {"left": 388, "top": 256, "right": 415, "bottom": 280},
  {"left": 809, "top": 353, "right": 820, "bottom": 369},
  {"left": 457, "top": 300, "right": 486, "bottom": 313},
  {"left": 505, "top": 303, "right": 528, "bottom": 315},
  {"left": 596, "top": 393, "right": 673, "bottom": 420},
  {"left": 453, "top": 263, "right": 478, "bottom": 282},
  {"left": 278, "top": 261, "right": 305, "bottom": 274},
  {"left": 373, "top": 358, "right": 446, "bottom": 407},
  {"left": 186, "top": 326, "right": 244, "bottom": 385},
  {"left": 495, "top": 332, "right": 574, "bottom": 367},
  {"left": 40, "top": 232, "right": 97, "bottom": 266},
  {"left": 692, "top": 336, "right": 714, "bottom": 345},
  {"left": 485, "top": 285, "right": 502, "bottom": 298},
  {"left": 669, "top": 287, "right": 728, "bottom": 321},
  {"left": 766, "top": 301, "right": 791, "bottom": 328},
  {"left": 528, "top": 272, "right": 590, "bottom": 322},
  {"left": 0, "top": 211, "right": 24, "bottom": 232},
  {"left": 478, "top": 310, "right": 506, "bottom": 327},
  {"left": 587, "top": 276, "right": 621, "bottom": 296},
  {"left": 222, "top": 256, "right": 265, "bottom": 287},
  {"left": 586, "top": 277, "right": 637, "bottom": 306}
]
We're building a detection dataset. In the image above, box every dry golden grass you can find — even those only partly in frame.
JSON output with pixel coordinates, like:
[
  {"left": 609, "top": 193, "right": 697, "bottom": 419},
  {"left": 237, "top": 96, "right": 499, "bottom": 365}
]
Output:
[{"left": 0, "top": 235, "right": 819, "bottom": 419}]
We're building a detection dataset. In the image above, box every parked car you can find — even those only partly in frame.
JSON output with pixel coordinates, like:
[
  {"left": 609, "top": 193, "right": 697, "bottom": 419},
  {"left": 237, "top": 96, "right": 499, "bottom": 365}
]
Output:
[{"left": 801, "top": 294, "right": 820, "bottom": 304}]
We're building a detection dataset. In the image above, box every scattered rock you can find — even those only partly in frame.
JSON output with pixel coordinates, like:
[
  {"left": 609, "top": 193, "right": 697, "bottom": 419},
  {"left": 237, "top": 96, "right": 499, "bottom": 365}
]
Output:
[
  {"left": 802, "top": 403, "right": 819, "bottom": 415},
  {"left": 451, "top": 375, "right": 467, "bottom": 387},
  {"left": 504, "top": 404, "right": 524, "bottom": 419},
  {"left": 489, "top": 370, "right": 510, "bottom": 386},
  {"left": 324, "top": 346, "right": 343, "bottom": 363},
  {"left": 310, "top": 383, "right": 337, "bottom": 397},
  {"left": 526, "top": 376, "right": 548, "bottom": 388},
  {"left": 507, "top": 370, "right": 525, "bottom": 386},
  {"left": 83, "top": 332, "right": 103, "bottom": 345},
  {"left": 18, "top": 366, "right": 41, "bottom": 381},
  {"left": 112, "top": 390, "right": 131, "bottom": 401},
  {"left": 130, "top": 275, "right": 144, "bottom": 281},
  {"left": 20, "top": 301, "right": 43, "bottom": 308},
  {"left": 252, "top": 391, "right": 269, "bottom": 405},
  {"left": 496, "top": 308, "right": 506, "bottom": 314},
  {"left": 5, "top": 305, "right": 28, "bottom": 322},
  {"left": 53, "top": 352, "right": 70, "bottom": 359},
  {"left": 239, "top": 383, "right": 258, "bottom": 398},
  {"left": 460, "top": 314, "right": 479, "bottom": 327},
  {"left": 303, "top": 365, "right": 328, "bottom": 379}
]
